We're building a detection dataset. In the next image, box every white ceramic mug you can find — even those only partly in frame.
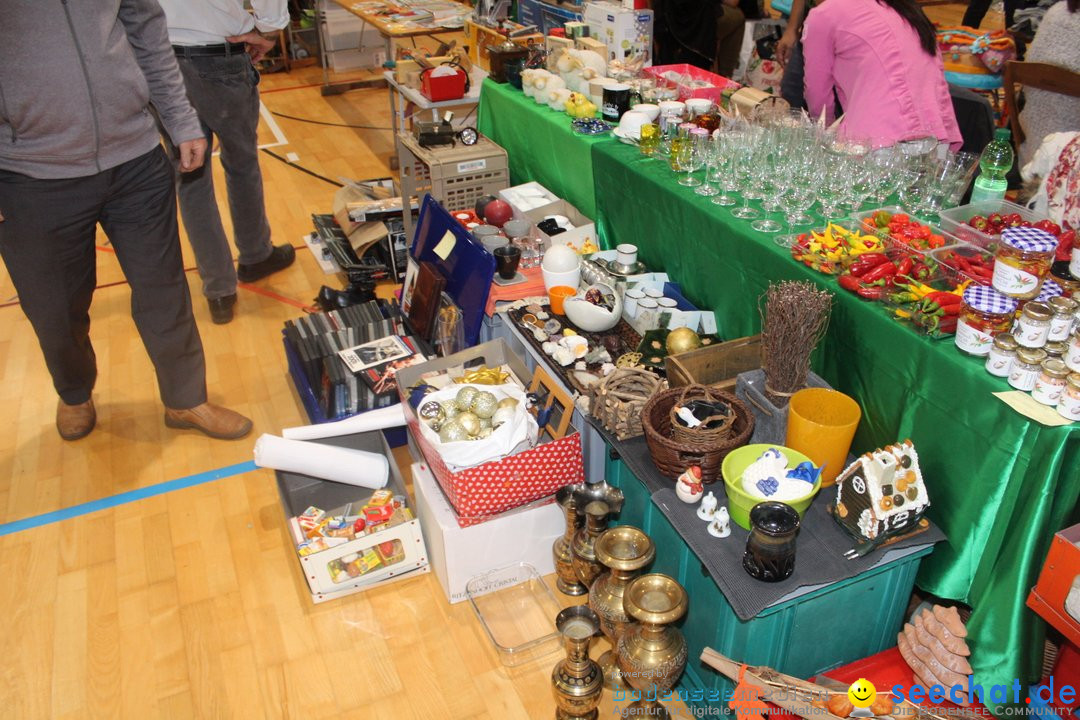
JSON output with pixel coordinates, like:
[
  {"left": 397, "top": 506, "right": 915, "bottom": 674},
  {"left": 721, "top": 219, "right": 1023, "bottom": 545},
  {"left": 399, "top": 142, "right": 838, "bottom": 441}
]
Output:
[{"left": 616, "top": 243, "right": 638, "bottom": 267}]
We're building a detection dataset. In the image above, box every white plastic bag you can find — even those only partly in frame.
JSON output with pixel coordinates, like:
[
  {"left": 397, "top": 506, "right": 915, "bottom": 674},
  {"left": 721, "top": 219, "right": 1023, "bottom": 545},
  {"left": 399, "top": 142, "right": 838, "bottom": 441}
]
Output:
[{"left": 417, "top": 383, "right": 538, "bottom": 471}]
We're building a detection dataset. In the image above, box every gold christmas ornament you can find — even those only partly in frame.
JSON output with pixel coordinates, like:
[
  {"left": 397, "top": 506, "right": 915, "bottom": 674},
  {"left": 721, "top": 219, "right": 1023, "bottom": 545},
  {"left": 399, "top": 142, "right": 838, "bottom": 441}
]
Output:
[{"left": 665, "top": 327, "right": 702, "bottom": 356}]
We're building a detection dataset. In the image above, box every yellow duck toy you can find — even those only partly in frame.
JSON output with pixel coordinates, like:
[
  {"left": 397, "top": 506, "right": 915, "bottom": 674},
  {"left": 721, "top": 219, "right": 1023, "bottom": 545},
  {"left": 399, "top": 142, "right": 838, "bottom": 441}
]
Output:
[{"left": 565, "top": 92, "right": 598, "bottom": 119}]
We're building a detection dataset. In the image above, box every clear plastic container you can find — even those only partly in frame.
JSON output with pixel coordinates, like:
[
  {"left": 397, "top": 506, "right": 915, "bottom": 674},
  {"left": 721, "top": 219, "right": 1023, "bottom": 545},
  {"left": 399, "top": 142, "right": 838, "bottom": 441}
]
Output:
[
  {"left": 931, "top": 243, "right": 996, "bottom": 287},
  {"left": 938, "top": 200, "right": 1043, "bottom": 252},
  {"left": 466, "top": 562, "right": 563, "bottom": 667}
]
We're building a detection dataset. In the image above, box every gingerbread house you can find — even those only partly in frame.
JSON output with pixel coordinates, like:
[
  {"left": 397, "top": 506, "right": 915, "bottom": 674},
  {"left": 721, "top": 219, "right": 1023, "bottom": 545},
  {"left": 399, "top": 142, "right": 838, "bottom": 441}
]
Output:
[{"left": 833, "top": 440, "right": 929, "bottom": 542}]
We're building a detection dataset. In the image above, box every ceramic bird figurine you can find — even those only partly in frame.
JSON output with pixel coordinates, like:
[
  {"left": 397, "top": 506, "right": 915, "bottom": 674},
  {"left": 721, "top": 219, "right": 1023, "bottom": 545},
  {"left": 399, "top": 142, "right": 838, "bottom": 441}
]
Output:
[
  {"left": 697, "top": 491, "right": 718, "bottom": 521},
  {"left": 676, "top": 465, "right": 704, "bottom": 504},
  {"left": 708, "top": 507, "right": 731, "bottom": 538}
]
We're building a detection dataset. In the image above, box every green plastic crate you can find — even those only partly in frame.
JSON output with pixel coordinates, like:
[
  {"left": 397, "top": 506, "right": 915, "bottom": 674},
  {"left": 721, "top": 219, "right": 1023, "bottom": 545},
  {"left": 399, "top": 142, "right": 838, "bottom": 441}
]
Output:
[{"left": 602, "top": 446, "right": 932, "bottom": 713}]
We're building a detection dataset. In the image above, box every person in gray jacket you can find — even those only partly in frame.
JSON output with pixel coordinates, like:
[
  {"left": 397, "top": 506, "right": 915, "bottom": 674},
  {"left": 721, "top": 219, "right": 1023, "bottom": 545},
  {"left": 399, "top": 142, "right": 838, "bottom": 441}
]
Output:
[{"left": 0, "top": 0, "right": 253, "bottom": 441}]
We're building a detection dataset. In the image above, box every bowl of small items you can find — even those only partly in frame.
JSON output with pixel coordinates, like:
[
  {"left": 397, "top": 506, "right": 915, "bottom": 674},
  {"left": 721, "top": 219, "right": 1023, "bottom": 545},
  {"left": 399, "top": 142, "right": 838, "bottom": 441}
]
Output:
[
  {"left": 563, "top": 283, "right": 623, "bottom": 332},
  {"left": 571, "top": 118, "right": 611, "bottom": 135},
  {"left": 722, "top": 444, "right": 822, "bottom": 530}
]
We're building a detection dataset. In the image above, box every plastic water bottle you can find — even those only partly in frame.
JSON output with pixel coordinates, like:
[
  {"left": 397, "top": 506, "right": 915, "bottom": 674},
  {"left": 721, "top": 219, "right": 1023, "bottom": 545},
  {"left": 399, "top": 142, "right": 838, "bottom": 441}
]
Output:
[{"left": 970, "top": 128, "right": 1014, "bottom": 204}]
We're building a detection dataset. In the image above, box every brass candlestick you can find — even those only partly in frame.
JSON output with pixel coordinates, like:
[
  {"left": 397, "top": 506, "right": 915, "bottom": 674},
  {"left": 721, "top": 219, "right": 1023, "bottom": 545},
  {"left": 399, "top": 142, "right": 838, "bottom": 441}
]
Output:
[
  {"left": 571, "top": 501, "right": 610, "bottom": 592},
  {"left": 617, "top": 574, "right": 688, "bottom": 719},
  {"left": 590, "top": 526, "right": 655, "bottom": 691},
  {"left": 551, "top": 605, "right": 603, "bottom": 720},
  {"left": 553, "top": 486, "right": 587, "bottom": 596}
]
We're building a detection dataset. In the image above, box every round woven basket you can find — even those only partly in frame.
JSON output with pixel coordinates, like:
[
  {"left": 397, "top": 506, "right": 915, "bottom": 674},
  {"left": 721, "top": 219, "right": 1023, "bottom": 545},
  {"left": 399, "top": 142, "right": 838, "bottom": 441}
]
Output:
[
  {"left": 643, "top": 384, "right": 754, "bottom": 484},
  {"left": 668, "top": 384, "right": 735, "bottom": 448}
]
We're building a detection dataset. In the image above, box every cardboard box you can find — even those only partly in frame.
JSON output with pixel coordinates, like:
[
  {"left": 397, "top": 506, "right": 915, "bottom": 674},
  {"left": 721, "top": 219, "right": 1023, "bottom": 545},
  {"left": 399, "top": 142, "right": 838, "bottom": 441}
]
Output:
[
  {"left": 582, "top": 1, "right": 653, "bottom": 65},
  {"left": 275, "top": 432, "right": 430, "bottom": 603},
  {"left": 412, "top": 461, "right": 562, "bottom": 604},
  {"left": 499, "top": 180, "right": 560, "bottom": 219},
  {"left": 574, "top": 36, "right": 607, "bottom": 55},
  {"left": 395, "top": 339, "right": 586, "bottom": 524},
  {"left": 525, "top": 199, "right": 597, "bottom": 252}
]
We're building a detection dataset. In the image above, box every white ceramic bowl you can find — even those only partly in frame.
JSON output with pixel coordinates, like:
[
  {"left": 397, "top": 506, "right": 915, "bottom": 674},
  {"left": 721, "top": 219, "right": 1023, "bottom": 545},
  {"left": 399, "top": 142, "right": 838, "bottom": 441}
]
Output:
[
  {"left": 658, "top": 100, "right": 686, "bottom": 117},
  {"left": 686, "top": 98, "right": 713, "bottom": 115},
  {"left": 563, "top": 283, "right": 623, "bottom": 332},
  {"left": 542, "top": 266, "right": 582, "bottom": 292},
  {"left": 617, "top": 111, "right": 650, "bottom": 140},
  {"left": 632, "top": 103, "right": 660, "bottom": 121}
]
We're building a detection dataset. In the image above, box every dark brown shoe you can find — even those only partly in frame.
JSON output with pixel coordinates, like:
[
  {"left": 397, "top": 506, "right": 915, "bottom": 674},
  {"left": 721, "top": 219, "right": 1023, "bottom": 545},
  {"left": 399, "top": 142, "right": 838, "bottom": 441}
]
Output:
[
  {"left": 237, "top": 244, "right": 295, "bottom": 283},
  {"left": 57, "top": 398, "right": 96, "bottom": 440},
  {"left": 164, "top": 402, "right": 253, "bottom": 440},
  {"left": 208, "top": 294, "right": 237, "bottom": 325}
]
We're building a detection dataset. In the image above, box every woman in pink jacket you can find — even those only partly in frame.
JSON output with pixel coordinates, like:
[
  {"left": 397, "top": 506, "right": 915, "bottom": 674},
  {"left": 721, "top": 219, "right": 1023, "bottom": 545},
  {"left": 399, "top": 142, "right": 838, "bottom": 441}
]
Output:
[{"left": 801, "top": 0, "right": 962, "bottom": 149}]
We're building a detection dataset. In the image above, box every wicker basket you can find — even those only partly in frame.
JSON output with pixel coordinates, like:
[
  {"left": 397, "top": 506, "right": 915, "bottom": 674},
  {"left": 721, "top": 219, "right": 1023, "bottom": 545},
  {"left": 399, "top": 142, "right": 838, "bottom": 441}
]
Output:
[
  {"left": 591, "top": 367, "right": 666, "bottom": 441},
  {"left": 665, "top": 335, "right": 762, "bottom": 393},
  {"left": 643, "top": 384, "right": 754, "bottom": 483},
  {"left": 668, "top": 384, "right": 735, "bottom": 448}
]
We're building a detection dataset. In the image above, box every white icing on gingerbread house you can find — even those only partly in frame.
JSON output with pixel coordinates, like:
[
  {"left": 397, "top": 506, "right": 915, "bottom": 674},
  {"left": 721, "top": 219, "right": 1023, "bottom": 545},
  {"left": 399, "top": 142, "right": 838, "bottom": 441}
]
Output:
[{"left": 834, "top": 440, "right": 930, "bottom": 541}]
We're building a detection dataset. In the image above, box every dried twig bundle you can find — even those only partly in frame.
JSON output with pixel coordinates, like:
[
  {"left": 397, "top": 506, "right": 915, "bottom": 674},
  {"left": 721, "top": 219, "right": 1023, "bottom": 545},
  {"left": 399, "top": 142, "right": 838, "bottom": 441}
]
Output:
[{"left": 759, "top": 281, "right": 832, "bottom": 405}]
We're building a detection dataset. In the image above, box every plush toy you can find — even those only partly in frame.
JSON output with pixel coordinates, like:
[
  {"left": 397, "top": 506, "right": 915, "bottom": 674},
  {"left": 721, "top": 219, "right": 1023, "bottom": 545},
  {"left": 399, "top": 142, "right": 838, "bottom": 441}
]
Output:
[
  {"left": 547, "top": 87, "right": 573, "bottom": 112},
  {"left": 533, "top": 73, "right": 564, "bottom": 105},
  {"left": 555, "top": 49, "right": 607, "bottom": 93},
  {"left": 522, "top": 68, "right": 549, "bottom": 99},
  {"left": 565, "top": 92, "right": 598, "bottom": 118}
]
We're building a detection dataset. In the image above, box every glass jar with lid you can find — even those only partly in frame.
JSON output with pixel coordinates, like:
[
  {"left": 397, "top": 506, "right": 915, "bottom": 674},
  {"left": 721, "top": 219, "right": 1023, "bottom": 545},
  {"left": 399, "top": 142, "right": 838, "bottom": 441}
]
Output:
[
  {"left": 1047, "top": 296, "right": 1078, "bottom": 342},
  {"left": 955, "top": 286, "right": 1018, "bottom": 356},
  {"left": 1056, "top": 373, "right": 1080, "bottom": 421},
  {"left": 1067, "top": 328, "right": 1080, "bottom": 373},
  {"left": 1013, "top": 301, "right": 1053, "bottom": 348},
  {"left": 985, "top": 333, "right": 1018, "bottom": 377},
  {"left": 1008, "top": 347, "right": 1047, "bottom": 391},
  {"left": 1032, "top": 358, "right": 1071, "bottom": 405},
  {"left": 992, "top": 227, "right": 1058, "bottom": 300},
  {"left": 1045, "top": 340, "right": 1068, "bottom": 359}
]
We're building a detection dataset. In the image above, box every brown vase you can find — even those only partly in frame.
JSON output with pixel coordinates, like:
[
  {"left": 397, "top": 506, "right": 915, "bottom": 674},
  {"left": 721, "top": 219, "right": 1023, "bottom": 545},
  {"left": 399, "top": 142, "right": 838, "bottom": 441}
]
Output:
[
  {"left": 571, "top": 501, "right": 610, "bottom": 592},
  {"left": 551, "top": 605, "right": 603, "bottom": 720},
  {"left": 617, "top": 574, "right": 688, "bottom": 720},
  {"left": 553, "top": 485, "right": 587, "bottom": 596},
  {"left": 590, "top": 526, "right": 655, "bottom": 691}
]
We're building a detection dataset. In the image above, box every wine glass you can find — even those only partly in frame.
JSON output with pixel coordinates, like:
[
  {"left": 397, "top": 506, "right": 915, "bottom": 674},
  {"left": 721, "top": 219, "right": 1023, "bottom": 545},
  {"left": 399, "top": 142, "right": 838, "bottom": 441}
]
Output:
[
  {"left": 711, "top": 134, "right": 739, "bottom": 206},
  {"left": 730, "top": 137, "right": 760, "bottom": 220},
  {"left": 751, "top": 138, "right": 784, "bottom": 233},
  {"left": 676, "top": 138, "right": 703, "bottom": 187},
  {"left": 696, "top": 137, "right": 721, "bottom": 197}
]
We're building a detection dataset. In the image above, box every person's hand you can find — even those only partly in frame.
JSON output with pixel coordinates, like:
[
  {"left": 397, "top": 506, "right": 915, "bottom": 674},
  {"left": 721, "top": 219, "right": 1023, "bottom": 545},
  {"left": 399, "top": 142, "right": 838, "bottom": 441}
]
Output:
[
  {"left": 227, "top": 32, "right": 276, "bottom": 63},
  {"left": 777, "top": 28, "right": 798, "bottom": 66},
  {"left": 178, "top": 137, "right": 207, "bottom": 173}
]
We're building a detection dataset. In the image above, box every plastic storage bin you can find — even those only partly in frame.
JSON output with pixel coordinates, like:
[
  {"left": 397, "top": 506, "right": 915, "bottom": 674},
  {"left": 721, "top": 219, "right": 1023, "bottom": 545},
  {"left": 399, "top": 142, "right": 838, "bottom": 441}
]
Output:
[
  {"left": 938, "top": 200, "right": 1043, "bottom": 251},
  {"left": 466, "top": 562, "right": 563, "bottom": 666},
  {"left": 396, "top": 131, "right": 510, "bottom": 241}
]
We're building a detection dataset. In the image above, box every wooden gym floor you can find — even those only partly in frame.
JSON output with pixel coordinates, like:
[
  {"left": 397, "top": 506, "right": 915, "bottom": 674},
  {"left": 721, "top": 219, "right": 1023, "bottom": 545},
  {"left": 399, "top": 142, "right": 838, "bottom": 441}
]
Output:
[{"left": 0, "top": 4, "right": 994, "bottom": 716}]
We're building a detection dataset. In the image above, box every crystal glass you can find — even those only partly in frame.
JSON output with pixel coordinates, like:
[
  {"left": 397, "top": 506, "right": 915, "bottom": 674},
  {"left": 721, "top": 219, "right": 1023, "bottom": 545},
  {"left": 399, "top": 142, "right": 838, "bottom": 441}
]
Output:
[
  {"left": 730, "top": 135, "right": 760, "bottom": 220},
  {"left": 639, "top": 122, "right": 660, "bottom": 157},
  {"left": 676, "top": 138, "right": 703, "bottom": 187},
  {"left": 696, "top": 137, "right": 721, "bottom": 197},
  {"left": 711, "top": 133, "right": 739, "bottom": 206}
]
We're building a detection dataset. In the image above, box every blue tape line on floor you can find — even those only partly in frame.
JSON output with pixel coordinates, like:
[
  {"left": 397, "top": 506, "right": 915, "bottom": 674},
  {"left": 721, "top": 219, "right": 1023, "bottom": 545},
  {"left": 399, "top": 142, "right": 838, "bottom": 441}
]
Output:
[{"left": 0, "top": 460, "right": 259, "bottom": 537}]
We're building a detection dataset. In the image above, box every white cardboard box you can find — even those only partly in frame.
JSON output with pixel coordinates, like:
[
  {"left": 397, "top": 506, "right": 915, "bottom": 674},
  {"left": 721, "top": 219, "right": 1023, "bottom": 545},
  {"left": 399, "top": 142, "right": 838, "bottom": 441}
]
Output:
[
  {"left": 499, "top": 181, "right": 560, "bottom": 220},
  {"left": 582, "top": 1, "right": 653, "bottom": 66},
  {"left": 525, "top": 199, "right": 598, "bottom": 251},
  {"left": 412, "top": 461, "right": 563, "bottom": 604}
]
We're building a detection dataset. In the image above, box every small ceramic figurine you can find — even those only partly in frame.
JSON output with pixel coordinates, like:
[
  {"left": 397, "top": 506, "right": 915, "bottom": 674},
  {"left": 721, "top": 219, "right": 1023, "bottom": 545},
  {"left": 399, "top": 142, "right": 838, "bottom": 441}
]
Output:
[
  {"left": 675, "top": 466, "right": 704, "bottom": 504},
  {"left": 697, "top": 491, "right": 717, "bottom": 521},
  {"left": 708, "top": 507, "right": 731, "bottom": 538}
]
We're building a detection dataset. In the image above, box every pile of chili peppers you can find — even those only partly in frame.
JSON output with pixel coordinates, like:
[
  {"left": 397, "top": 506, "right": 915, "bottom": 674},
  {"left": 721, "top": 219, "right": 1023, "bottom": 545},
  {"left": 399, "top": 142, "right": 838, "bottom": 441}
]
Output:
[
  {"left": 861, "top": 210, "right": 949, "bottom": 251},
  {"left": 791, "top": 223, "right": 884, "bottom": 275},
  {"left": 935, "top": 247, "right": 995, "bottom": 286}
]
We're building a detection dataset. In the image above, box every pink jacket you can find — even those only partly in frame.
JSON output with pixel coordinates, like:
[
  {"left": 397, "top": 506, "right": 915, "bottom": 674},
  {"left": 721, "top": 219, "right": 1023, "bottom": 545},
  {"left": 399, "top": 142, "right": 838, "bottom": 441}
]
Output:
[{"left": 802, "top": 0, "right": 962, "bottom": 149}]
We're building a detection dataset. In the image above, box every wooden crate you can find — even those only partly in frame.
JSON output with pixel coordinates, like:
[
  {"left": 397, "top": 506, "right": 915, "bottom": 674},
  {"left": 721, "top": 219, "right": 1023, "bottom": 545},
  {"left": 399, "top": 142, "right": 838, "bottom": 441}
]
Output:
[
  {"left": 665, "top": 334, "right": 762, "bottom": 393},
  {"left": 464, "top": 19, "right": 542, "bottom": 71}
]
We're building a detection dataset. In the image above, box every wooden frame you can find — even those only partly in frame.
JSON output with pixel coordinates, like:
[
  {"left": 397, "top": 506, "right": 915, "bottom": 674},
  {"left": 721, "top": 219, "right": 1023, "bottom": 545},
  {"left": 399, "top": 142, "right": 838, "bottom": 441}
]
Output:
[{"left": 1002, "top": 61, "right": 1080, "bottom": 145}]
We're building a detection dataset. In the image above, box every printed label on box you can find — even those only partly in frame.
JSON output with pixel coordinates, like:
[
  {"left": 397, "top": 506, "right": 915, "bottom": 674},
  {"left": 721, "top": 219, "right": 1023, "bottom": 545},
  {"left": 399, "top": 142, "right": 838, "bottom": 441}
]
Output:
[{"left": 457, "top": 159, "right": 488, "bottom": 173}]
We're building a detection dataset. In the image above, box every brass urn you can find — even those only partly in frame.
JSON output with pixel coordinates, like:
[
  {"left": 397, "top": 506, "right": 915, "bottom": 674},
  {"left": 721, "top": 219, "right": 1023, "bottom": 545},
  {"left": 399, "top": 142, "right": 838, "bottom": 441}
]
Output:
[
  {"left": 590, "top": 526, "right": 655, "bottom": 691},
  {"left": 553, "top": 485, "right": 587, "bottom": 596},
  {"left": 616, "top": 574, "right": 688, "bottom": 719},
  {"left": 571, "top": 501, "right": 610, "bottom": 591},
  {"left": 551, "top": 605, "right": 603, "bottom": 720}
]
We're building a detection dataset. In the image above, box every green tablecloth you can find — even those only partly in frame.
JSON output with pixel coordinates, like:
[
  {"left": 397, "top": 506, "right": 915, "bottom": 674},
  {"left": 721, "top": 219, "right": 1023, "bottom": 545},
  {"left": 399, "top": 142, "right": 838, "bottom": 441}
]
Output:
[
  {"left": 477, "top": 79, "right": 603, "bottom": 220},
  {"left": 477, "top": 83, "right": 1080, "bottom": 711}
]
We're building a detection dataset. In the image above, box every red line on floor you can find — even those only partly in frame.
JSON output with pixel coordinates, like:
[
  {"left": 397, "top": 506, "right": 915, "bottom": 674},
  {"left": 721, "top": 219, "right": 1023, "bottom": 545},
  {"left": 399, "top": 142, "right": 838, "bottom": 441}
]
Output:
[
  {"left": 238, "top": 282, "right": 316, "bottom": 312},
  {"left": 97, "top": 245, "right": 115, "bottom": 254},
  {"left": 1, "top": 267, "right": 200, "bottom": 309}
]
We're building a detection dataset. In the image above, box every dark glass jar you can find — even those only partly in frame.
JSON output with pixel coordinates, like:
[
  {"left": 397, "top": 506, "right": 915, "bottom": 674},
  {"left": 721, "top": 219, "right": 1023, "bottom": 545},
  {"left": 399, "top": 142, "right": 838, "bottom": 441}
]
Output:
[{"left": 742, "top": 502, "right": 800, "bottom": 582}]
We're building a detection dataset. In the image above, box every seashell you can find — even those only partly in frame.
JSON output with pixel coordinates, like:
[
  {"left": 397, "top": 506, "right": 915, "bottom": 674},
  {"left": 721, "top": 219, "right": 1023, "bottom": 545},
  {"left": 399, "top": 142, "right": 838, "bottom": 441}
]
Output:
[
  {"left": 542, "top": 341, "right": 558, "bottom": 356},
  {"left": 533, "top": 328, "right": 549, "bottom": 342},
  {"left": 553, "top": 347, "right": 575, "bottom": 367}
]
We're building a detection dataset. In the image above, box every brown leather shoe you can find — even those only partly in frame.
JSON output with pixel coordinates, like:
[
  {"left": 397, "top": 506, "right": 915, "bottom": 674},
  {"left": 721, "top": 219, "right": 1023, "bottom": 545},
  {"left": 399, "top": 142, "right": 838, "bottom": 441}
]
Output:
[
  {"left": 164, "top": 402, "right": 253, "bottom": 440},
  {"left": 57, "top": 398, "right": 96, "bottom": 441}
]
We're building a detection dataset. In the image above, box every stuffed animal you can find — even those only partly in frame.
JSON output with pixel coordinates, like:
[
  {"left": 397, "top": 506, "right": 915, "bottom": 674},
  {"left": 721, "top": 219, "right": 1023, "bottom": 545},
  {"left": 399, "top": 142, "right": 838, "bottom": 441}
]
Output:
[
  {"left": 565, "top": 92, "right": 598, "bottom": 118},
  {"left": 547, "top": 87, "right": 572, "bottom": 112},
  {"left": 533, "top": 73, "right": 564, "bottom": 105},
  {"left": 555, "top": 49, "right": 607, "bottom": 93}
]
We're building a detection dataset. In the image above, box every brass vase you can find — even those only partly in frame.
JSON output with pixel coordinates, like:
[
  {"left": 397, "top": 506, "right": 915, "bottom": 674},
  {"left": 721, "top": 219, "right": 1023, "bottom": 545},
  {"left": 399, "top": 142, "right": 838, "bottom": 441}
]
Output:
[
  {"left": 571, "top": 501, "right": 610, "bottom": 592},
  {"left": 553, "top": 486, "right": 587, "bottom": 596},
  {"left": 590, "top": 526, "right": 655, "bottom": 691},
  {"left": 551, "top": 605, "right": 603, "bottom": 720},
  {"left": 616, "top": 574, "right": 688, "bottom": 719}
]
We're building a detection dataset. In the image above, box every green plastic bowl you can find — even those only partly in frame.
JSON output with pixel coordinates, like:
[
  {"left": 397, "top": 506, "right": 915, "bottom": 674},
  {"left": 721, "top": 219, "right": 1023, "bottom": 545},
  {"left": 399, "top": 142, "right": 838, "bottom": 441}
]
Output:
[{"left": 721, "top": 444, "right": 821, "bottom": 530}]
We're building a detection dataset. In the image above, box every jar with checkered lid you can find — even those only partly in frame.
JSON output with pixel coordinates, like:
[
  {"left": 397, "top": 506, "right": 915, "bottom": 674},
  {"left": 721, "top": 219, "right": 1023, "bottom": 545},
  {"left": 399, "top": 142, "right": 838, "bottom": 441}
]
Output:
[
  {"left": 992, "top": 227, "right": 1058, "bottom": 300},
  {"left": 956, "top": 286, "right": 1018, "bottom": 356}
]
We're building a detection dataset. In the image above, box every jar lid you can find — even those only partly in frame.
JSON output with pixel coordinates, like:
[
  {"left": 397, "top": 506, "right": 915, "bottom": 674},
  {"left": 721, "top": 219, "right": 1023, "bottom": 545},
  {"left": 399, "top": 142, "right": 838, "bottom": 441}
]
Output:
[
  {"left": 1067, "top": 373, "right": 1080, "bottom": 391},
  {"left": 1000, "top": 226, "right": 1058, "bottom": 254},
  {"left": 1045, "top": 340, "right": 1068, "bottom": 356},
  {"left": 1040, "top": 358, "right": 1070, "bottom": 379},
  {"left": 1049, "top": 295, "right": 1078, "bottom": 314},
  {"left": 993, "top": 332, "right": 1019, "bottom": 350},
  {"left": 1033, "top": 279, "right": 1064, "bottom": 303},
  {"left": 1016, "top": 346, "right": 1048, "bottom": 364},
  {"left": 1021, "top": 301, "right": 1053, "bottom": 321},
  {"left": 963, "top": 285, "right": 1018, "bottom": 315}
]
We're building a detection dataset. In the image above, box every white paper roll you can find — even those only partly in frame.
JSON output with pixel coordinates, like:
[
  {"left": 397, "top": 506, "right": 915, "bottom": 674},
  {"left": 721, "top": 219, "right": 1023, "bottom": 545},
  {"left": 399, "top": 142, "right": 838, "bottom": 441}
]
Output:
[
  {"left": 281, "top": 404, "right": 406, "bottom": 440},
  {"left": 254, "top": 434, "right": 389, "bottom": 489}
]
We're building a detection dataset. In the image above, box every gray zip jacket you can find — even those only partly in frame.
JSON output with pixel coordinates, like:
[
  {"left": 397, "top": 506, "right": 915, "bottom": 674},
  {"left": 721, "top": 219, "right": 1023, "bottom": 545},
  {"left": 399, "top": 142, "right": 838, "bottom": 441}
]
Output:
[{"left": 0, "top": 0, "right": 203, "bottom": 179}]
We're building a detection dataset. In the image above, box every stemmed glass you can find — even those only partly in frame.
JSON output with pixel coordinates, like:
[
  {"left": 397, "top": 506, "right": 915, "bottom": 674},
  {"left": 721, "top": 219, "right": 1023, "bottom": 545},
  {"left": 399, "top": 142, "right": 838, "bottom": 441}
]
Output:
[
  {"left": 676, "top": 137, "right": 703, "bottom": 187},
  {"left": 711, "top": 134, "right": 739, "bottom": 206},
  {"left": 730, "top": 138, "right": 760, "bottom": 220},
  {"left": 751, "top": 137, "right": 784, "bottom": 233},
  {"left": 696, "top": 137, "right": 721, "bottom": 197}
]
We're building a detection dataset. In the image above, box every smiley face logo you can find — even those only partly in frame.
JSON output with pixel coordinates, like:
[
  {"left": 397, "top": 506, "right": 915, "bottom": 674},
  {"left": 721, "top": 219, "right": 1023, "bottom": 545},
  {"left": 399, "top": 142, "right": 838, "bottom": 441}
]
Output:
[{"left": 848, "top": 678, "right": 877, "bottom": 715}]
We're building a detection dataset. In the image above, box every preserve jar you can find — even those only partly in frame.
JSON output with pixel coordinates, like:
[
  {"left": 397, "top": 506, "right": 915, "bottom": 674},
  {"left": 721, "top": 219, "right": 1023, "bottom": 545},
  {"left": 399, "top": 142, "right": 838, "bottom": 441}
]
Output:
[
  {"left": 1067, "top": 329, "right": 1080, "bottom": 373},
  {"left": 955, "top": 286, "right": 1018, "bottom": 356},
  {"left": 1008, "top": 347, "right": 1047, "bottom": 391},
  {"left": 992, "top": 227, "right": 1058, "bottom": 300},
  {"left": 1056, "top": 373, "right": 1080, "bottom": 421},
  {"left": 1013, "top": 301, "right": 1053, "bottom": 348},
  {"left": 1032, "top": 358, "right": 1070, "bottom": 405},
  {"left": 1031, "top": 278, "right": 1063, "bottom": 304},
  {"left": 1047, "top": 296, "right": 1078, "bottom": 342},
  {"left": 985, "top": 333, "right": 1018, "bottom": 377},
  {"left": 1045, "top": 340, "right": 1068, "bottom": 359}
]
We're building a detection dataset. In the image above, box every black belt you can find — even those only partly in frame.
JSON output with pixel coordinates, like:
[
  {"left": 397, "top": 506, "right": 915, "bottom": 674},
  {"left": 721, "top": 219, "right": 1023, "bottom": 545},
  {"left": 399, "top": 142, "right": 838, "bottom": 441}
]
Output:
[{"left": 172, "top": 42, "right": 247, "bottom": 58}]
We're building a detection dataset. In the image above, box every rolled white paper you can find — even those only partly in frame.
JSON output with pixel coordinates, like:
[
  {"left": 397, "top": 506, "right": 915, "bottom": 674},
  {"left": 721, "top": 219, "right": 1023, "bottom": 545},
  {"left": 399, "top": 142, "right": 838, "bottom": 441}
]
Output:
[
  {"left": 254, "top": 434, "right": 389, "bottom": 489},
  {"left": 281, "top": 404, "right": 406, "bottom": 440}
]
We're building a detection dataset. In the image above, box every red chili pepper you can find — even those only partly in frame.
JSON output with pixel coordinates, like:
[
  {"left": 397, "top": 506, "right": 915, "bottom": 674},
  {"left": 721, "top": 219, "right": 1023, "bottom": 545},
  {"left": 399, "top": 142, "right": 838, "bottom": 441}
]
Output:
[
  {"left": 849, "top": 253, "right": 890, "bottom": 276},
  {"left": 861, "top": 261, "right": 898, "bottom": 283},
  {"left": 895, "top": 256, "right": 914, "bottom": 276},
  {"left": 925, "top": 291, "right": 961, "bottom": 305},
  {"left": 939, "top": 302, "right": 962, "bottom": 316},
  {"left": 838, "top": 274, "right": 862, "bottom": 292},
  {"left": 856, "top": 285, "right": 885, "bottom": 300},
  {"left": 938, "top": 316, "right": 959, "bottom": 331},
  {"left": 913, "top": 262, "right": 932, "bottom": 280}
]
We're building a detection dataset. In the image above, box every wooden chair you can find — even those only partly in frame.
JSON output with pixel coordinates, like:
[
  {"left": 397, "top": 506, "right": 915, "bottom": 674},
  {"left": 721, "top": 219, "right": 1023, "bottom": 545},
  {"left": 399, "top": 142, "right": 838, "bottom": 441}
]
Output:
[{"left": 1002, "top": 61, "right": 1080, "bottom": 145}]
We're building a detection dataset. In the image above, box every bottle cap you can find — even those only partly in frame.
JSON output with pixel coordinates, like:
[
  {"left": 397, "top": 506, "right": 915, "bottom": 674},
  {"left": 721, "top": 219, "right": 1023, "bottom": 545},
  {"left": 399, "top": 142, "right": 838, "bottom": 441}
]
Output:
[{"left": 994, "top": 127, "right": 1011, "bottom": 140}]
